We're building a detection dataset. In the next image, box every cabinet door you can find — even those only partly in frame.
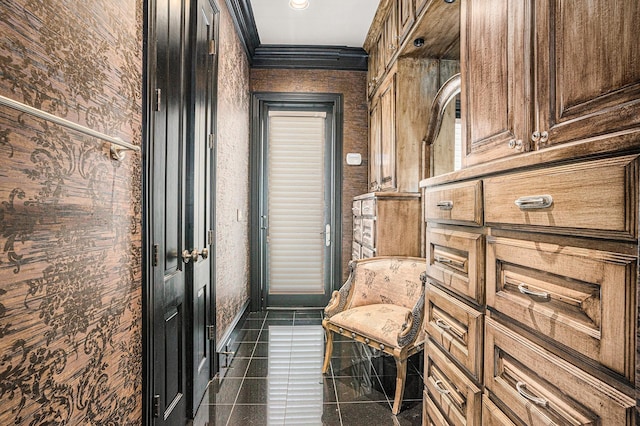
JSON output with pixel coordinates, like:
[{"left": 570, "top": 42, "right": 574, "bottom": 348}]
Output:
[
  {"left": 369, "top": 98, "right": 382, "bottom": 191},
  {"left": 415, "top": 0, "right": 429, "bottom": 16},
  {"left": 462, "top": 0, "right": 531, "bottom": 166},
  {"left": 398, "top": 0, "right": 415, "bottom": 44},
  {"left": 383, "top": 2, "right": 398, "bottom": 69},
  {"left": 367, "top": 36, "right": 381, "bottom": 97},
  {"left": 534, "top": 0, "right": 640, "bottom": 149},
  {"left": 379, "top": 74, "right": 396, "bottom": 191}
]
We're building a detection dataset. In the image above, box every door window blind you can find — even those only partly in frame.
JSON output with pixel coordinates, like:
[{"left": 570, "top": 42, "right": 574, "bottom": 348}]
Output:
[{"left": 267, "top": 112, "right": 326, "bottom": 294}]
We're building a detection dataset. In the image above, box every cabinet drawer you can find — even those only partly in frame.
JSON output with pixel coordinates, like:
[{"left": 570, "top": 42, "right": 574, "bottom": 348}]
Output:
[
  {"left": 361, "top": 218, "right": 376, "bottom": 248},
  {"left": 353, "top": 218, "right": 363, "bottom": 243},
  {"left": 424, "top": 390, "right": 450, "bottom": 426},
  {"left": 361, "top": 246, "right": 375, "bottom": 259},
  {"left": 352, "top": 200, "right": 362, "bottom": 217},
  {"left": 351, "top": 242, "right": 361, "bottom": 260},
  {"left": 425, "top": 284, "right": 483, "bottom": 382},
  {"left": 426, "top": 226, "right": 484, "bottom": 305},
  {"left": 361, "top": 198, "right": 376, "bottom": 216},
  {"left": 486, "top": 236, "right": 637, "bottom": 382},
  {"left": 425, "top": 341, "right": 482, "bottom": 426},
  {"left": 484, "top": 155, "right": 638, "bottom": 240},
  {"left": 485, "top": 318, "right": 635, "bottom": 425},
  {"left": 481, "top": 395, "right": 515, "bottom": 426},
  {"left": 424, "top": 180, "right": 483, "bottom": 226}
]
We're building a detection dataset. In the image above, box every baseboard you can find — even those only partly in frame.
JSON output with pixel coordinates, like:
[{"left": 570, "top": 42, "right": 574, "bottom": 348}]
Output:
[{"left": 215, "top": 299, "right": 250, "bottom": 379}]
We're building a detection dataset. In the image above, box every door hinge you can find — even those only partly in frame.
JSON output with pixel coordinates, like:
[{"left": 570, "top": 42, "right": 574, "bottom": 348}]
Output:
[
  {"left": 152, "top": 244, "right": 159, "bottom": 267},
  {"left": 208, "top": 229, "right": 214, "bottom": 245},
  {"left": 155, "top": 88, "right": 161, "bottom": 111},
  {"left": 208, "top": 133, "right": 215, "bottom": 149},
  {"left": 152, "top": 394, "right": 160, "bottom": 418},
  {"left": 209, "top": 39, "right": 216, "bottom": 55},
  {"left": 207, "top": 325, "right": 215, "bottom": 340}
]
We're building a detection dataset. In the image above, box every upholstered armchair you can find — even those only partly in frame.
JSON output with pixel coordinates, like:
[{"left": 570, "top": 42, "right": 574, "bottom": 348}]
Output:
[{"left": 322, "top": 256, "right": 426, "bottom": 415}]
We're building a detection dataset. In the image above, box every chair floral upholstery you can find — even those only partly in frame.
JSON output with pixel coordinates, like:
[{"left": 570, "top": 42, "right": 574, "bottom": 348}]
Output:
[{"left": 322, "top": 256, "right": 426, "bottom": 415}]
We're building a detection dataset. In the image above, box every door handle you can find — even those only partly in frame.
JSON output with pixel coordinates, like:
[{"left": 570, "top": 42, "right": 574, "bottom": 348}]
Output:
[{"left": 182, "top": 248, "right": 208, "bottom": 263}]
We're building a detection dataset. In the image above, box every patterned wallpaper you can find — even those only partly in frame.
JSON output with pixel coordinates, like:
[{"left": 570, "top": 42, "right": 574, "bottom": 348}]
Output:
[
  {"left": 215, "top": 1, "right": 251, "bottom": 342},
  {"left": 0, "top": 0, "right": 143, "bottom": 424},
  {"left": 250, "top": 69, "right": 369, "bottom": 282}
]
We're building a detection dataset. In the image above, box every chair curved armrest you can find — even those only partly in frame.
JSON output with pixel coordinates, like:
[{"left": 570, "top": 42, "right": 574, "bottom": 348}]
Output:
[
  {"left": 397, "top": 271, "right": 427, "bottom": 347},
  {"left": 324, "top": 261, "right": 356, "bottom": 318}
]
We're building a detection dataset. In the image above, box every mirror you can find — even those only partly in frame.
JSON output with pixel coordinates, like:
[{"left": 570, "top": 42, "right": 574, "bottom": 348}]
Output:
[{"left": 425, "top": 73, "right": 461, "bottom": 177}]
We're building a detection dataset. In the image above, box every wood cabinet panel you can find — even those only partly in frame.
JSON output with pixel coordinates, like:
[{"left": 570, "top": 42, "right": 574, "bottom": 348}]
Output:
[
  {"left": 398, "top": 0, "right": 415, "bottom": 44},
  {"left": 534, "top": 0, "right": 640, "bottom": 149},
  {"left": 485, "top": 318, "right": 635, "bottom": 425},
  {"left": 462, "top": 0, "right": 531, "bottom": 166},
  {"left": 426, "top": 225, "right": 484, "bottom": 305},
  {"left": 351, "top": 200, "right": 362, "bottom": 217},
  {"left": 481, "top": 395, "right": 515, "bottom": 426},
  {"left": 369, "top": 97, "right": 382, "bottom": 190},
  {"left": 424, "top": 180, "right": 482, "bottom": 226},
  {"left": 486, "top": 236, "right": 637, "bottom": 382},
  {"left": 423, "top": 390, "right": 451, "bottom": 426},
  {"left": 425, "top": 283, "right": 483, "bottom": 382},
  {"left": 483, "top": 155, "right": 639, "bottom": 240},
  {"left": 379, "top": 73, "right": 397, "bottom": 191},
  {"left": 425, "top": 341, "right": 482, "bottom": 426},
  {"left": 352, "top": 192, "right": 421, "bottom": 258},
  {"left": 361, "top": 218, "right": 376, "bottom": 248},
  {"left": 352, "top": 241, "right": 361, "bottom": 261}
]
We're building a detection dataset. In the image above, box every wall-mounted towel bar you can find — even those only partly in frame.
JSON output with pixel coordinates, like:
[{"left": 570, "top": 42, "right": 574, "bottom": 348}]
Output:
[{"left": 0, "top": 94, "right": 140, "bottom": 161}]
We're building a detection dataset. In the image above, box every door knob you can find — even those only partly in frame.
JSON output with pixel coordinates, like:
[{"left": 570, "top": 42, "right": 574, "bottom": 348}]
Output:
[
  {"left": 182, "top": 249, "right": 198, "bottom": 263},
  {"left": 182, "top": 248, "right": 208, "bottom": 263}
]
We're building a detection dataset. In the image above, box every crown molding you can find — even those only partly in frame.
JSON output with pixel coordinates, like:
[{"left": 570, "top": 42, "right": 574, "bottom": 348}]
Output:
[
  {"left": 224, "top": 0, "right": 261, "bottom": 59},
  {"left": 225, "top": 0, "right": 368, "bottom": 71},
  {"left": 252, "top": 45, "right": 367, "bottom": 71}
]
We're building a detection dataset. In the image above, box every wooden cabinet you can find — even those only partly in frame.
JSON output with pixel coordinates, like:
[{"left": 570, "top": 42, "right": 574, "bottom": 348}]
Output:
[
  {"left": 421, "top": 149, "right": 639, "bottom": 425},
  {"left": 533, "top": 1, "right": 640, "bottom": 149},
  {"left": 485, "top": 318, "right": 635, "bottom": 425},
  {"left": 351, "top": 192, "right": 421, "bottom": 260},
  {"left": 379, "top": 73, "right": 396, "bottom": 191},
  {"left": 426, "top": 225, "right": 484, "bottom": 306},
  {"left": 462, "top": 0, "right": 640, "bottom": 167},
  {"left": 481, "top": 395, "right": 515, "bottom": 426},
  {"left": 382, "top": 3, "right": 398, "bottom": 68},
  {"left": 424, "top": 341, "right": 482, "bottom": 425},
  {"left": 483, "top": 154, "right": 639, "bottom": 241},
  {"left": 425, "top": 283, "right": 483, "bottom": 382},
  {"left": 424, "top": 179, "right": 483, "bottom": 226},
  {"left": 369, "top": 97, "right": 382, "bottom": 190},
  {"left": 486, "top": 236, "right": 637, "bottom": 382},
  {"left": 397, "top": 0, "right": 415, "bottom": 44},
  {"left": 462, "top": 0, "right": 531, "bottom": 166}
]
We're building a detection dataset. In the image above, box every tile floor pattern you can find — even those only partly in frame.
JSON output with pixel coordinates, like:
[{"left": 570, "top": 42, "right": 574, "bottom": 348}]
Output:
[{"left": 192, "top": 310, "right": 423, "bottom": 426}]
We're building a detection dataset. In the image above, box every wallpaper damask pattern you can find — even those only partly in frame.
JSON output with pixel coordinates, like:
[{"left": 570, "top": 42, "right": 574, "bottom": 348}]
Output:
[{"left": 0, "top": 0, "right": 143, "bottom": 424}]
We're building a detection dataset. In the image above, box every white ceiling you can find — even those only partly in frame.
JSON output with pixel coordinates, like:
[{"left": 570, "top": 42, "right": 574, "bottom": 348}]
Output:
[{"left": 250, "top": 0, "right": 380, "bottom": 48}]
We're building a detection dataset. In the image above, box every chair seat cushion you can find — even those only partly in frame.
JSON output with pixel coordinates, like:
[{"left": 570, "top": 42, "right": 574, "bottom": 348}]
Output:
[{"left": 328, "top": 304, "right": 411, "bottom": 349}]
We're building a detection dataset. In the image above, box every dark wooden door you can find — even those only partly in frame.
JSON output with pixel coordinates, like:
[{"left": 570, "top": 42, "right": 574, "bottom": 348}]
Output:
[
  {"left": 151, "top": 0, "right": 188, "bottom": 423},
  {"left": 186, "top": 0, "right": 218, "bottom": 417}
]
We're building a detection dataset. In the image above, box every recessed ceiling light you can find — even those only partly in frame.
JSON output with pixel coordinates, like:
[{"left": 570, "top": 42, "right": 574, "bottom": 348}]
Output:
[{"left": 289, "top": 0, "right": 309, "bottom": 10}]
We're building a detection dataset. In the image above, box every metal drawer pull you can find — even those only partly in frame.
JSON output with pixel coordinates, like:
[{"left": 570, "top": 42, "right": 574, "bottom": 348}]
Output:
[
  {"left": 514, "top": 195, "right": 553, "bottom": 210},
  {"left": 434, "top": 380, "right": 451, "bottom": 395},
  {"left": 516, "top": 381, "right": 548, "bottom": 407},
  {"left": 434, "top": 255, "right": 465, "bottom": 268},
  {"left": 518, "top": 284, "right": 550, "bottom": 299},
  {"left": 436, "top": 200, "right": 454, "bottom": 210},
  {"left": 435, "top": 318, "right": 452, "bottom": 330}
]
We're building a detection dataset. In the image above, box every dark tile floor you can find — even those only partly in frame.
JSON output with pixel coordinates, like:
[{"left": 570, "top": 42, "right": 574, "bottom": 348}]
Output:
[{"left": 192, "top": 310, "right": 423, "bottom": 425}]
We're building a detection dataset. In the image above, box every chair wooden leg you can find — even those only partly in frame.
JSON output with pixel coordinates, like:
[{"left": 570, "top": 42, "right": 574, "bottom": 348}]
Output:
[
  {"left": 392, "top": 357, "right": 407, "bottom": 415},
  {"left": 322, "top": 328, "right": 334, "bottom": 374}
]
